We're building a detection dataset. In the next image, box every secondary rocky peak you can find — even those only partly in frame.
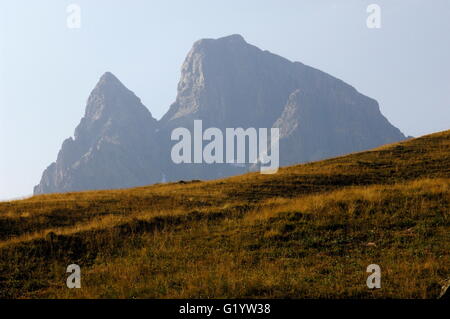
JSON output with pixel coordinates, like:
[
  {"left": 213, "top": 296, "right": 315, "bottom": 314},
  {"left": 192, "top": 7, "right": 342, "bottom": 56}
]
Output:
[
  {"left": 91, "top": 72, "right": 130, "bottom": 98},
  {"left": 99, "top": 71, "right": 121, "bottom": 84},
  {"left": 34, "top": 72, "right": 161, "bottom": 195},
  {"left": 83, "top": 72, "right": 146, "bottom": 121}
]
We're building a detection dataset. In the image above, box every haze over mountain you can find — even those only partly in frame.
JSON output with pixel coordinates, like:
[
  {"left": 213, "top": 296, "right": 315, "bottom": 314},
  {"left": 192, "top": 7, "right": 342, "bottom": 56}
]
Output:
[
  {"left": 34, "top": 34, "right": 406, "bottom": 195},
  {"left": 34, "top": 73, "right": 162, "bottom": 194}
]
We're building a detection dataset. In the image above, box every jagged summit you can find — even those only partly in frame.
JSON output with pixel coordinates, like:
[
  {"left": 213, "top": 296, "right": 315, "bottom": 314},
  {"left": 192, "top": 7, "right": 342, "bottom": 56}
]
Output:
[
  {"left": 34, "top": 73, "right": 161, "bottom": 195},
  {"left": 90, "top": 72, "right": 131, "bottom": 100},
  {"left": 83, "top": 72, "right": 148, "bottom": 121},
  {"left": 99, "top": 71, "right": 121, "bottom": 84}
]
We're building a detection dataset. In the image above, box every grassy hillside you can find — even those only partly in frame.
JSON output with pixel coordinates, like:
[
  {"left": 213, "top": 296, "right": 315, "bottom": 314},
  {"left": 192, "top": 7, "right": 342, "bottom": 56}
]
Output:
[{"left": 0, "top": 130, "right": 449, "bottom": 298}]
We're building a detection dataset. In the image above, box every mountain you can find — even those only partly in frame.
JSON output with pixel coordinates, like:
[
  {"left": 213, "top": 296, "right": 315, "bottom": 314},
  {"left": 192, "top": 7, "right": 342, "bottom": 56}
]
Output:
[
  {"left": 33, "top": 72, "right": 161, "bottom": 194},
  {"left": 159, "top": 34, "right": 405, "bottom": 171},
  {"left": 34, "top": 34, "right": 406, "bottom": 194}
]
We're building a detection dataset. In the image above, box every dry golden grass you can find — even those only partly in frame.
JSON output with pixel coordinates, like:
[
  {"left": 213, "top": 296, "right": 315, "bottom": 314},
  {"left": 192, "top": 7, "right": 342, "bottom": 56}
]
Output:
[{"left": 0, "top": 130, "right": 449, "bottom": 298}]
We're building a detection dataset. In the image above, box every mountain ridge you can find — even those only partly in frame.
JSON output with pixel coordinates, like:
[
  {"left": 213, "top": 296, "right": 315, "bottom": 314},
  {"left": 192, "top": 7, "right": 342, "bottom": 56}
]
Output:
[{"left": 34, "top": 34, "right": 406, "bottom": 194}]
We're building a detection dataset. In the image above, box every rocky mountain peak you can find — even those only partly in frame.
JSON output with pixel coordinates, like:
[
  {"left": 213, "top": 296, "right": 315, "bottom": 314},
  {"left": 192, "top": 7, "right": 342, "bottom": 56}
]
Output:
[
  {"left": 161, "top": 34, "right": 294, "bottom": 128},
  {"left": 98, "top": 71, "right": 123, "bottom": 87},
  {"left": 34, "top": 73, "right": 161, "bottom": 195},
  {"left": 75, "top": 72, "right": 156, "bottom": 141},
  {"left": 83, "top": 72, "right": 148, "bottom": 122}
]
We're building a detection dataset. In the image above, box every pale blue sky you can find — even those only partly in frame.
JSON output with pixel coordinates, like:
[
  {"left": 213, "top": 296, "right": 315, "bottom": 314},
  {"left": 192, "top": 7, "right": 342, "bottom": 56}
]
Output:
[{"left": 1, "top": 0, "right": 449, "bottom": 200}]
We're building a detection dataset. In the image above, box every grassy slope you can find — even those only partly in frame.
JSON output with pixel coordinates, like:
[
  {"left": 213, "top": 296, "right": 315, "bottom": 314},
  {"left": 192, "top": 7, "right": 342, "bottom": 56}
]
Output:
[{"left": 0, "top": 130, "right": 449, "bottom": 298}]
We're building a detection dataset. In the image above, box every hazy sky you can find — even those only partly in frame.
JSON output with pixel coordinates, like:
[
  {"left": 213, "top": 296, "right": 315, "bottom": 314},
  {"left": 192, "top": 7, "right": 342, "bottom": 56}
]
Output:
[{"left": 1, "top": 0, "right": 449, "bottom": 200}]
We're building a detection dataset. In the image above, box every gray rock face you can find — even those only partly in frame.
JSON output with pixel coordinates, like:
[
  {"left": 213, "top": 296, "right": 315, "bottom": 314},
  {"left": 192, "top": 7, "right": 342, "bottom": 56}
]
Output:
[
  {"left": 161, "top": 34, "right": 299, "bottom": 129},
  {"left": 34, "top": 35, "right": 406, "bottom": 194},
  {"left": 34, "top": 72, "right": 161, "bottom": 194},
  {"left": 273, "top": 87, "right": 405, "bottom": 166},
  {"left": 158, "top": 34, "right": 405, "bottom": 180}
]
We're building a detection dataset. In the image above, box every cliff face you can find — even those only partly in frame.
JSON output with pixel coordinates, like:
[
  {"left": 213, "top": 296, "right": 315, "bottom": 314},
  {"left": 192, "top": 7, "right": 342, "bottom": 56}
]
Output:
[
  {"left": 34, "top": 35, "right": 406, "bottom": 194},
  {"left": 161, "top": 34, "right": 300, "bottom": 129},
  {"left": 273, "top": 87, "right": 405, "bottom": 166}
]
